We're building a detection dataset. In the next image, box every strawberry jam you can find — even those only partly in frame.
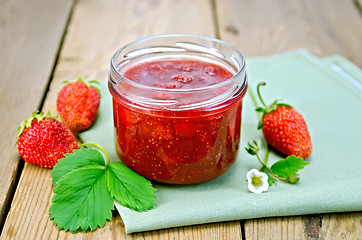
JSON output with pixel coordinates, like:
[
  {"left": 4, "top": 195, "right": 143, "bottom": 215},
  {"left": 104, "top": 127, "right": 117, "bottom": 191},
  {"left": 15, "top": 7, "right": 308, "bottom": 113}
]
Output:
[{"left": 109, "top": 35, "right": 247, "bottom": 184}]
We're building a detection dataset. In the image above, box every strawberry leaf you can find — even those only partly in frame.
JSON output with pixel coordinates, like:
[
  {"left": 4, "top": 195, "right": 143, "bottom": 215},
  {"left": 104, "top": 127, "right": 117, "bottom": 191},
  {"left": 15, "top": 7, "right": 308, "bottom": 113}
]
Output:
[
  {"left": 52, "top": 148, "right": 105, "bottom": 185},
  {"left": 270, "top": 156, "right": 309, "bottom": 179},
  {"left": 50, "top": 168, "right": 114, "bottom": 233},
  {"left": 108, "top": 162, "right": 156, "bottom": 211},
  {"left": 50, "top": 145, "right": 157, "bottom": 233}
]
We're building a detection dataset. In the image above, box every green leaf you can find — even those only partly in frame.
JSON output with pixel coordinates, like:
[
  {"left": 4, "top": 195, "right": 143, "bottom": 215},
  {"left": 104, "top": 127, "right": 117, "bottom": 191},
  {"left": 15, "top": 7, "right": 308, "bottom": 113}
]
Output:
[
  {"left": 260, "top": 166, "right": 276, "bottom": 186},
  {"left": 50, "top": 168, "right": 114, "bottom": 233},
  {"left": 270, "top": 156, "right": 309, "bottom": 179},
  {"left": 108, "top": 162, "right": 156, "bottom": 211},
  {"left": 52, "top": 148, "right": 105, "bottom": 185},
  {"left": 255, "top": 107, "right": 264, "bottom": 112}
]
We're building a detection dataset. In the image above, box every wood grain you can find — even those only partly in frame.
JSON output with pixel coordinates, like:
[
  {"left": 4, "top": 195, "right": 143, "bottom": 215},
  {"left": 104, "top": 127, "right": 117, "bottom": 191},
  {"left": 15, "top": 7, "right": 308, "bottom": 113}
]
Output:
[
  {"left": 217, "top": 0, "right": 362, "bottom": 67},
  {"left": 319, "top": 212, "right": 362, "bottom": 240},
  {"left": 244, "top": 216, "right": 309, "bottom": 240},
  {"left": 1, "top": 0, "right": 243, "bottom": 239},
  {"left": 216, "top": 0, "right": 362, "bottom": 239},
  {"left": 0, "top": 0, "right": 73, "bottom": 225}
]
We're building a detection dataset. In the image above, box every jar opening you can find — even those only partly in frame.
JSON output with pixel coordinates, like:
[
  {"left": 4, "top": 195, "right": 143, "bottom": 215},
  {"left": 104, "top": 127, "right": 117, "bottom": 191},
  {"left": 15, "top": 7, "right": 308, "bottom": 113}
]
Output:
[{"left": 109, "top": 34, "right": 247, "bottom": 110}]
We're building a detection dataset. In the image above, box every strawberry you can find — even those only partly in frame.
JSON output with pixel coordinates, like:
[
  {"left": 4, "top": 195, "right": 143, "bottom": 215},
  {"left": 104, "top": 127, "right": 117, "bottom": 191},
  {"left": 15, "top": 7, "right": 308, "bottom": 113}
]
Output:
[
  {"left": 17, "top": 112, "right": 77, "bottom": 168},
  {"left": 256, "top": 82, "right": 312, "bottom": 159},
  {"left": 56, "top": 77, "right": 100, "bottom": 132}
]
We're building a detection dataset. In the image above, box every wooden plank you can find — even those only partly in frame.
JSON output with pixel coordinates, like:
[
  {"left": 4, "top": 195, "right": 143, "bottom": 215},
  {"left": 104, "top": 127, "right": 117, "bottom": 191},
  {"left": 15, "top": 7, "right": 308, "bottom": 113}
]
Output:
[
  {"left": 244, "top": 217, "right": 310, "bottom": 239},
  {"left": 217, "top": 0, "right": 362, "bottom": 67},
  {"left": 1, "top": 0, "right": 243, "bottom": 239},
  {"left": 319, "top": 212, "right": 362, "bottom": 239},
  {"left": 0, "top": 0, "right": 73, "bottom": 226},
  {"left": 216, "top": 0, "right": 362, "bottom": 239}
]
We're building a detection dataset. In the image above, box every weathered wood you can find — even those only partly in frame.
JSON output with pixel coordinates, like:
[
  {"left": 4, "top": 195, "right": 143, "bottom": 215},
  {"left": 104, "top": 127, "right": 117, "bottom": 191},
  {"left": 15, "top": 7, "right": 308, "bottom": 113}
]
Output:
[
  {"left": 1, "top": 0, "right": 243, "bottom": 239},
  {"left": 217, "top": 0, "right": 362, "bottom": 67},
  {"left": 131, "top": 221, "right": 242, "bottom": 240},
  {"left": 244, "top": 217, "right": 309, "bottom": 240},
  {"left": 320, "top": 212, "right": 362, "bottom": 240},
  {"left": 216, "top": 0, "right": 362, "bottom": 239},
  {"left": 244, "top": 211, "right": 362, "bottom": 240},
  {"left": 0, "top": 0, "right": 73, "bottom": 226}
]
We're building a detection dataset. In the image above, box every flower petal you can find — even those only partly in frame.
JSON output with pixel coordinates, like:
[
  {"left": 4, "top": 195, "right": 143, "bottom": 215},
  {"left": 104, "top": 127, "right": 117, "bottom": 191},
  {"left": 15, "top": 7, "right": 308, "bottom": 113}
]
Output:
[{"left": 246, "top": 169, "right": 269, "bottom": 194}]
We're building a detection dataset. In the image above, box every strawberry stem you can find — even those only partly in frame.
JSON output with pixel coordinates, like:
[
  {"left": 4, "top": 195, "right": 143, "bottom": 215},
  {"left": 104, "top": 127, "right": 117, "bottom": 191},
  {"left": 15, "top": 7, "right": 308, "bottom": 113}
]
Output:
[
  {"left": 255, "top": 154, "right": 267, "bottom": 169},
  {"left": 79, "top": 143, "right": 110, "bottom": 167},
  {"left": 257, "top": 82, "right": 267, "bottom": 108},
  {"left": 248, "top": 88, "right": 263, "bottom": 121},
  {"left": 263, "top": 142, "right": 269, "bottom": 165}
]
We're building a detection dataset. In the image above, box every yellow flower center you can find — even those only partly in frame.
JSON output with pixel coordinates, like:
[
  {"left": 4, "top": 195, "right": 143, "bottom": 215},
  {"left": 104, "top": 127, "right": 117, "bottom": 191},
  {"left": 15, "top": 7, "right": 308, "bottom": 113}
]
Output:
[{"left": 251, "top": 176, "right": 262, "bottom": 187}]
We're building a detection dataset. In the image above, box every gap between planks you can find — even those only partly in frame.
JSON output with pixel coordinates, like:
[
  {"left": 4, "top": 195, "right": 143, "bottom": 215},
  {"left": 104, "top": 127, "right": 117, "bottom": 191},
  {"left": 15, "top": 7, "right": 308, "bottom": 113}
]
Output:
[
  {"left": 1, "top": 0, "right": 244, "bottom": 239},
  {"left": 0, "top": 0, "right": 74, "bottom": 233}
]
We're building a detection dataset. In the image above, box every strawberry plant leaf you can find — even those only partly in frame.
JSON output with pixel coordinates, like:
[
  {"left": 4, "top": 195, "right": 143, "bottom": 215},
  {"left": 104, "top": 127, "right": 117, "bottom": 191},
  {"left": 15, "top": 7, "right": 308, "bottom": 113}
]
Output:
[
  {"left": 270, "top": 156, "right": 309, "bottom": 179},
  {"left": 50, "top": 168, "right": 114, "bottom": 233},
  {"left": 52, "top": 148, "right": 105, "bottom": 185},
  {"left": 50, "top": 145, "right": 156, "bottom": 233},
  {"left": 108, "top": 162, "right": 156, "bottom": 211}
]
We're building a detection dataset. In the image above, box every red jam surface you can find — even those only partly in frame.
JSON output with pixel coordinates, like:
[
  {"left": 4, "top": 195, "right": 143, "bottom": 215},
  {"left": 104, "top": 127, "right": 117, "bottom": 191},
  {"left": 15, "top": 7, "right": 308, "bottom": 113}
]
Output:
[
  {"left": 111, "top": 59, "right": 242, "bottom": 184},
  {"left": 122, "top": 59, "right": 234, "bottom": 89}
]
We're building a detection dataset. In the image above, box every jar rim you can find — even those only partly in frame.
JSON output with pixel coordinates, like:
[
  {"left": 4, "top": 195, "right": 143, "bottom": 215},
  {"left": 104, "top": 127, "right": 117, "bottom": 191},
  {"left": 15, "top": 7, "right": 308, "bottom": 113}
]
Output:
[{"left": 110, "top": 34, "right": 246, "bottom": 93}]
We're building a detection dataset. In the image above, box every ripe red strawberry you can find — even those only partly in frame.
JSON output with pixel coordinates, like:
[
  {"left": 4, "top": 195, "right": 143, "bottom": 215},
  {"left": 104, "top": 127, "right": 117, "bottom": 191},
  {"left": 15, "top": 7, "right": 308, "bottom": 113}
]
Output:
[
  {"left": 56, "top": 78, "right": 100, "bottom": 132},
  {"left": 256, "top": 82, "right": 312, "bottom": 159},
  {"left": 17, "top": 112, "right": 78, "bottom": 168}
]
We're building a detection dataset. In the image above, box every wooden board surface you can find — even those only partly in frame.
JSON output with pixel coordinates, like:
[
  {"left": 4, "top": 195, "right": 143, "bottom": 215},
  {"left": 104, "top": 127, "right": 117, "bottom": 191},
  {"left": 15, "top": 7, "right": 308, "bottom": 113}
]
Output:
[
  {"left": 0, "top": 0, "right": 73, "bottom": 225},
  {"left": 217, "top": 0, "right": 362, "bottom": 67},
  {"left": 1, "top": 0, "right": 243, "bottom": 239},
  {"left": 1, "top": 0, "right": 362, "bottom": 239},
  {"left": 216, "top": 0, "right": 362, "bottom": 239}
]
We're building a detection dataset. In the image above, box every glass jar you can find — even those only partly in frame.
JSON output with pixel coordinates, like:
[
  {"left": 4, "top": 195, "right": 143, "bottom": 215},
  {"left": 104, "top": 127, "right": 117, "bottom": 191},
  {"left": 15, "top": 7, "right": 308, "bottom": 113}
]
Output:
[{"left": 109, "top": 34, "right": 247, "bottom": 184}]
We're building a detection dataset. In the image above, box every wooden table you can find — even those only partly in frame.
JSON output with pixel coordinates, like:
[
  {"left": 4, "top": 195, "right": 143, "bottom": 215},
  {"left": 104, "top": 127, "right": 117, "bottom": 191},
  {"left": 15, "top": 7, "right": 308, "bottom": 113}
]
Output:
[{"left": 1, "top": 0, "right": 362, "bottom": 239}]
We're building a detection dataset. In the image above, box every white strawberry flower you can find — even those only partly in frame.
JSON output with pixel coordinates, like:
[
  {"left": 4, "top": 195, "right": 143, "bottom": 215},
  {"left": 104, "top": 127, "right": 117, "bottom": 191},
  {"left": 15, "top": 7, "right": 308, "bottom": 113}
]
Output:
[{"left": 247, "top": 169, "right": 269, "bottom": 194}]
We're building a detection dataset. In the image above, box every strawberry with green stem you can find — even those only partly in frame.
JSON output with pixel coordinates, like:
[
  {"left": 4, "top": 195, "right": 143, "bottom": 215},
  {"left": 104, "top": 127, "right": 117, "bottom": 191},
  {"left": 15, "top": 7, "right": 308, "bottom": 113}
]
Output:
[
  {"left": 57, "top": 77, "right": 101, "bottom": 132},
  {"left": 255, "top": 82, "right": 312, "bottom": 159},
  {"left": 245, "top": 82, "right": 311, "bottom": 186},
  {"left": 17, "top": 112, "right": 77, "bottom": 168}
]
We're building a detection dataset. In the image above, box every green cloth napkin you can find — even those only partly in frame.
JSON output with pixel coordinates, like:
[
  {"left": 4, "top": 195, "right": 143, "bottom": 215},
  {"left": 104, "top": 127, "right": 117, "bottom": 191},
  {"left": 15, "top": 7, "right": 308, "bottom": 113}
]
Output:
[{"left": 80, "top": 50, "right": 362, "bottom": 233}]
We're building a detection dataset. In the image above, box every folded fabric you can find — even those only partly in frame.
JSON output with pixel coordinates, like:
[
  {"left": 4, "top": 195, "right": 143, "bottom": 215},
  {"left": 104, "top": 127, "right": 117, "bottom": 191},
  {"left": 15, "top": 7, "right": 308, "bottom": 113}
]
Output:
[{"left": 80, "top": 50, "right": 362, "bottom": 233}]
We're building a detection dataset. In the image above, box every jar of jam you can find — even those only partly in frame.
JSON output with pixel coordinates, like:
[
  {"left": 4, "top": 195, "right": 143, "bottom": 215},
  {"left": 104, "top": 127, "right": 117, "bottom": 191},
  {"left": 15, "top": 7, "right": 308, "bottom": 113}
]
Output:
[{"left": 109, "top": 34, "right": 247, "bottom": 184}]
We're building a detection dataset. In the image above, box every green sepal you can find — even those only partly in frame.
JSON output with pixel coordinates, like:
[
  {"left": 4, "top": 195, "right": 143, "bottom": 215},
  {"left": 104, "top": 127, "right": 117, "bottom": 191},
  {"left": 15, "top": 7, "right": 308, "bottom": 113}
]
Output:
[
  {"left": 278, "top": 103, "right": 293, "bottom": 108},
  {"left": 88, "top": 80, "right": 100, "bottom": 85},
  {"left": 245, "top": 140, "right": 260, "bottom": 156},
  {"left": 257, "top": 120, "right": 263, "bottom": 130},
  {"left": 255, "top": 107, "right": 264, "bottom": 112},
  {"left": 61, "top": 76, "right": 101, "bottom": 96},
  {"left": 287, "top": 173, "right": 300, "bottom": 184},
  {"left": 16, "top": 111, "right": 56, "bottom": 142}
]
